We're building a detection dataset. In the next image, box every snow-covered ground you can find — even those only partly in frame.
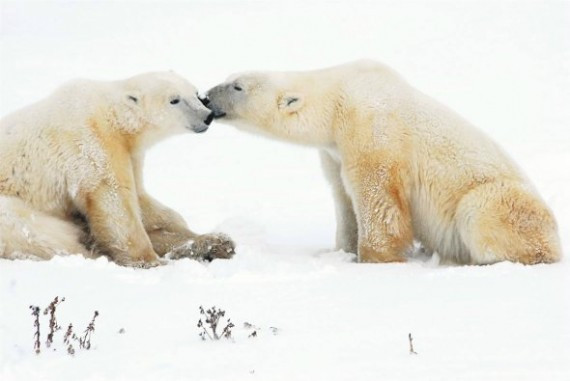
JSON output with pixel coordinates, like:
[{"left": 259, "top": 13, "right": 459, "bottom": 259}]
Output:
[{"left": 1, "top": 1, "right": 569, "bottom": 380}]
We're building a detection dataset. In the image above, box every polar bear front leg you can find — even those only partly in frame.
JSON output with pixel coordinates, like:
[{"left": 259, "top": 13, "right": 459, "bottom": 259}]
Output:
[
  {"left": 138, "top": 194, "right": 197, "bottom": 255},
  {"left": 83, "top": 185, "right": 160, "bottom": 267},
  {"left": 138, "top": 194, "right": 235, "bottom": 261},
  {"left": 319, "top": 150, "right": 358, "bottom": 253},
  {"left": 344, "top": 159, "right": 413, "bottom": 263}
]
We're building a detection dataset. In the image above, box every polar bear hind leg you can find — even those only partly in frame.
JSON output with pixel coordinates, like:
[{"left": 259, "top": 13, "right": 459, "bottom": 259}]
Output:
[
  {"left": 0, "top": 196, "right": 90, "bottom": 260},
  {"left": 455, "top": 182, "right": 561, "bottom": 265}
]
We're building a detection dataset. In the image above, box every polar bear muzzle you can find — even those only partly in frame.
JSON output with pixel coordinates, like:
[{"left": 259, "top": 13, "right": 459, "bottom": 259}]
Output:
[
  {"left": 179, "top": 96, "right": 215, "bottom": 133},
  {"left": 204, "top": 83, "right": 239, "bottom": 119}
]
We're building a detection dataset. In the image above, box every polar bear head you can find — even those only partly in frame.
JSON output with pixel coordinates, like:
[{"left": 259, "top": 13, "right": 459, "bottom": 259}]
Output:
[
  {"left": 204, "top": 71, "right": 337, "bottom": 146},
  {"left": 120, "top": 72, "right": 214, "bottom": 135}
]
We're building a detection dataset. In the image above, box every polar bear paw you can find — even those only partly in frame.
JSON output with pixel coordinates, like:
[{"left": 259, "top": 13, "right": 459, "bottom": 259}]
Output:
[
  {"left": 169, "top": 233, "right": 236, "bottom": 261},
  {"left": 114, "top": 254, "right": 166, "bottom": 269}
]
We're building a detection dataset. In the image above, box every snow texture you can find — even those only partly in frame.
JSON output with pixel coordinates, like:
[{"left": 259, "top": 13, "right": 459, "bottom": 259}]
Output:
[{"left": 1, "top": 1, "right": 569, "bottom": 380}]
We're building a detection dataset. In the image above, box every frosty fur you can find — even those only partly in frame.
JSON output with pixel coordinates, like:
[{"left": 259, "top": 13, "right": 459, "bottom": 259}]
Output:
[
  {"left": 206, "top": 60, "right": 561, "bottom": 265},
  {"left": 0, "top": 72, "right": 233, "bottom": 267}
]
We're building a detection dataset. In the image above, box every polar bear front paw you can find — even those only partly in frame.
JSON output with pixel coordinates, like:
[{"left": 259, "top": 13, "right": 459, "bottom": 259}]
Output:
[
  {"left": 169, "top": 233, "right": 236, "bottom": 261},
  {"left": 129, "top": 258, "right": 166, "bottom": 269},
  {"left": 114, "top": 255, "right": 166, "bottom": 268}
]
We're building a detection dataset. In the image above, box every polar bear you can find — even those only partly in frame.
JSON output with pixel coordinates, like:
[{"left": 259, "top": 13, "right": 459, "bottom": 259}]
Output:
[
  {"left": 0, "top": 72, "right": 235, "bottom": 267},
  {"left": 204, "top": 60, "right": 561, "bottom": 265}
]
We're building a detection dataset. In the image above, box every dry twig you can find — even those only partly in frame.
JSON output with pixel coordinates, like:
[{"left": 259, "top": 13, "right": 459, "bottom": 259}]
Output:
[
  {"left": 43, "top": 296, "right": 65, "bottom": 348},
  {"left": 29, "top": 305, "right": 41, "bottom": 354},
  {"left": 79, "top": 311, "right": 99, "bottom": 350},
  {"left": 409, "top": 333, "right": 418, "bottom": 355}
]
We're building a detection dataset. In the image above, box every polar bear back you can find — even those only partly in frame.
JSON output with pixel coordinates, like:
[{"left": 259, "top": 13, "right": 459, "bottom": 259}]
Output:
[{"left": 0, "top": 80, "right": 119, "bottom": 215}]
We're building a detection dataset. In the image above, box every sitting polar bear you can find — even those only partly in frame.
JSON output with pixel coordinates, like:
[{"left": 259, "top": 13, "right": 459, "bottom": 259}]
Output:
[
  {"left": 0, "top": 72, "right": 234, "bottom": 267},
  {"left": 205, "top": 60, "right": 561, "bottom": 265}
]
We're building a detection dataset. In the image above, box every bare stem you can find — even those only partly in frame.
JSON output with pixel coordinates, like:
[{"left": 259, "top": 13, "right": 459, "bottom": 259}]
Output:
[
  {"left": 29, "top": 305, "right": 41, "bottom": 354},
  {"left": 409, "top": 333, "right": 418, "bottom": 355}
]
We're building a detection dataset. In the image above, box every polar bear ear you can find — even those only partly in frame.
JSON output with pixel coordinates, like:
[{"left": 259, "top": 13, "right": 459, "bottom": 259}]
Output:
[
  {"left": 278, "top": 93, "right": 304, "bottom": 113},
  {"left": 125, "top": 91, "right": 143, "bottom": 106}
]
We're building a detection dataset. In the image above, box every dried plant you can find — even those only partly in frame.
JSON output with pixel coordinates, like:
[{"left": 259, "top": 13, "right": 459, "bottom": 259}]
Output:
[
  {"left": 221, "top": 320, "right": 235, "bottom": 339},
  {"left": 79, "top": 311, "right": 99, "bottom": 350},
  {"left": 43, "top": 296, "right": 65, "bottom": 348},
  {"left": 63, "top": 323, "right": 76, "bottom": 355},
  {"left": 197, "top": 306, "right": 234, "bottom": 341},
  {"left": 408, "top": 333, "right": 418, "bottom": 355},
  {"left": 197, "top": 320, "right": 212, "bottom": 341},
  {"left": 244, "top": 322, "right": 259, "bottom": 338},
  {"left": 243, "top": 322, "right": 279, "bottom": 338},
  {"left": 29, "top": 297, "right": 99, "bottom": 355},
  {"left": 29, "top": 305, "right": 41, "bottom": 354}
]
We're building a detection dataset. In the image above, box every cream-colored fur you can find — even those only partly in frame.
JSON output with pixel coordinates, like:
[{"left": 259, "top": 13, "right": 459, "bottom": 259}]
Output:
[
  {"left": 206, "top": 60, "right": 561, "bottom": 265},
  {"left": 0, "top": 72, "right": 234, "bottom": 267}
]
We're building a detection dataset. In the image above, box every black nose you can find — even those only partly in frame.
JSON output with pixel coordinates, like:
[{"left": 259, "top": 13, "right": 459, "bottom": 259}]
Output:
[
  {"left": 199, "top": 95, "right": 210, "bottom": 107},
  {"left": 204, "top": 112, "right": 214, "bottom": 126}
]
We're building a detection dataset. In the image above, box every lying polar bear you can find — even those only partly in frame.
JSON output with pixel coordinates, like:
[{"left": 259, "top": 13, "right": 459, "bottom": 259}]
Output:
[
  {"left": 0, "top": 72, "right": 234, "bottom": 267},
  {"left": 204, "top": 60, "right": 561, "bottom": 265}
]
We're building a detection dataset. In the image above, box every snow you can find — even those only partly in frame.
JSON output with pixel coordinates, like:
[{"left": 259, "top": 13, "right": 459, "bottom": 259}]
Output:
[{"left": 1, "top": 0, "right": 569, "bottom": 380}]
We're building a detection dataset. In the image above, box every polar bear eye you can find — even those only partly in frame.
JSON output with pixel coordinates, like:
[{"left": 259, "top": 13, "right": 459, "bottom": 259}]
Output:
[
  {"left": 286, "top": 97, "right": 299, "bottom": 106},
  {"left": 170, "top": 98, "right": 180, "bottom": 105},
  {"left": 233, "top": 85, "right": 243, "bottom": 91}
]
